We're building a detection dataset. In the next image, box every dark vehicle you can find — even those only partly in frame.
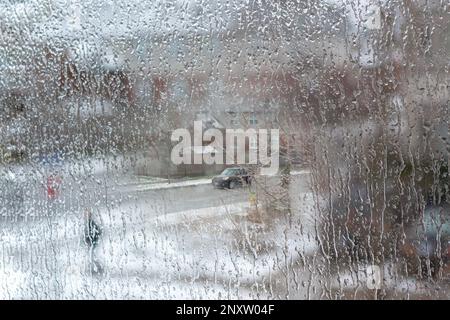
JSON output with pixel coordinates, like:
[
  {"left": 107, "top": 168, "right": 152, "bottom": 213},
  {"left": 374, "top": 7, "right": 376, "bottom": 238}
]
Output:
[
  {"left": 321, "top": 160, "right": 450, "bottom": 279},
  {"left": 400, "top": 203, "right": 450, "bottom": 278},
  {"left": 212, "top": 167, "right": 252, "bottom": 189}
]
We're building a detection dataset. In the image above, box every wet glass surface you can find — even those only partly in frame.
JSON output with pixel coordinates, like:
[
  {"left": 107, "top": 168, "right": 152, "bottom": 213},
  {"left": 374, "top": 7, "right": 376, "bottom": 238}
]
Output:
[{"left": 0, "top": 0, "right": 449, "bottom": 299}]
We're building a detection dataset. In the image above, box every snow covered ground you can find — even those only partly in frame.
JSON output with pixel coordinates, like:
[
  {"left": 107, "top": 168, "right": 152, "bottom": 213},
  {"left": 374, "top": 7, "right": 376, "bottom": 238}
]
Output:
[
  {"left": 1, "top": 166, "right": 445, "bottom": 299},
  {"left": 0, "top": 174, "right": 320, "bottom": 299}
]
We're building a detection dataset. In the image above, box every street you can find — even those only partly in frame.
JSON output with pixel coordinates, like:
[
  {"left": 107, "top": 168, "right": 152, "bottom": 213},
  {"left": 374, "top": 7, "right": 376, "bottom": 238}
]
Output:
[
  {"left": 0, "top": 162, "right": 320, "bottom": 299},
  {"left": 2, "top": 162, "right": 450, "bottom": 299}
]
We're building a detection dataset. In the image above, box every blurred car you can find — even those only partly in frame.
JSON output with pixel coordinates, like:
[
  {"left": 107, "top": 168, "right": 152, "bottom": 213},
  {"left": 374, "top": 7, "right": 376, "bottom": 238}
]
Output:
[
  {"left": 320, "top": 180, "right": 398, "bottom": 262},
  {"left": 212, "top": 167, "right": 252, "bottom": 189},
  {"left": 400, "top": 201, "right": 450, "bottom": 278},
  {"left": 320, "top": 160, "right": 450, "bottom": 280}
]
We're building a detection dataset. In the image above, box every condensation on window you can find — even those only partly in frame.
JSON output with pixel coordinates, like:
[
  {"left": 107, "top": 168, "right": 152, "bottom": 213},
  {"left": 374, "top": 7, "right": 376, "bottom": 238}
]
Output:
[{"left": 0, "top": 0, "right": 449, "bottom": 300}]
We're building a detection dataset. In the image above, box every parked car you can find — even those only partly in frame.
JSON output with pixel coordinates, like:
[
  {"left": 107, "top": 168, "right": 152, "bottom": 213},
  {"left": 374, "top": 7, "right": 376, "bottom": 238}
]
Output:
[
  {"left": 319, "top": 159, "right": 450, "bottom": 279},
  {"left": 400, "top": 200, "right": 450, "bottom": 278},
  {"left": 212, "top": 167, "right": 252, "bottom": 189},
  {"left": 319, "top": 179, "right": 398, "bottom": 263}
]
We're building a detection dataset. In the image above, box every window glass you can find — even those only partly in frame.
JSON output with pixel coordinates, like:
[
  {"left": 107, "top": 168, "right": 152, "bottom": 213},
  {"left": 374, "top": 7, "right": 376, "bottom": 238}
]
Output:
[{"left": 0, "top": 0, "right": 449, "bottom": 300}]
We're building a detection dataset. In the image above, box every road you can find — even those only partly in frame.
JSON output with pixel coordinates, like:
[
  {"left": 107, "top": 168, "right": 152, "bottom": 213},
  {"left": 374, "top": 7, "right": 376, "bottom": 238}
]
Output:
[
  {"left": 2, "top": 162, "right": 448, "bottom": 299},
  {"left": 0, "top": 162, "right": 321, "bottom": 299}
]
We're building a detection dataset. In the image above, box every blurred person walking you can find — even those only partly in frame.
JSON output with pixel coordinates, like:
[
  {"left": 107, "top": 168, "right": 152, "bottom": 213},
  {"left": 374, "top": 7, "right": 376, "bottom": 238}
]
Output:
[{"left": 84, "top": 209, "right": 103, "bottom": 275}]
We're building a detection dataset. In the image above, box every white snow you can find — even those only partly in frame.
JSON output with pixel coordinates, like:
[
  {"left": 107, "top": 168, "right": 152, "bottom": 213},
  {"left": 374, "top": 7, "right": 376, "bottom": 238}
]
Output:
[
  {"left": 153, "top": 202, "right": 249, "bottom": 226},
  {"left": 290, "top": 169, "right": 310, "bottom": 176},
  {"left": 135, "top": 178, "right": 212, "bottom": 191}
]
